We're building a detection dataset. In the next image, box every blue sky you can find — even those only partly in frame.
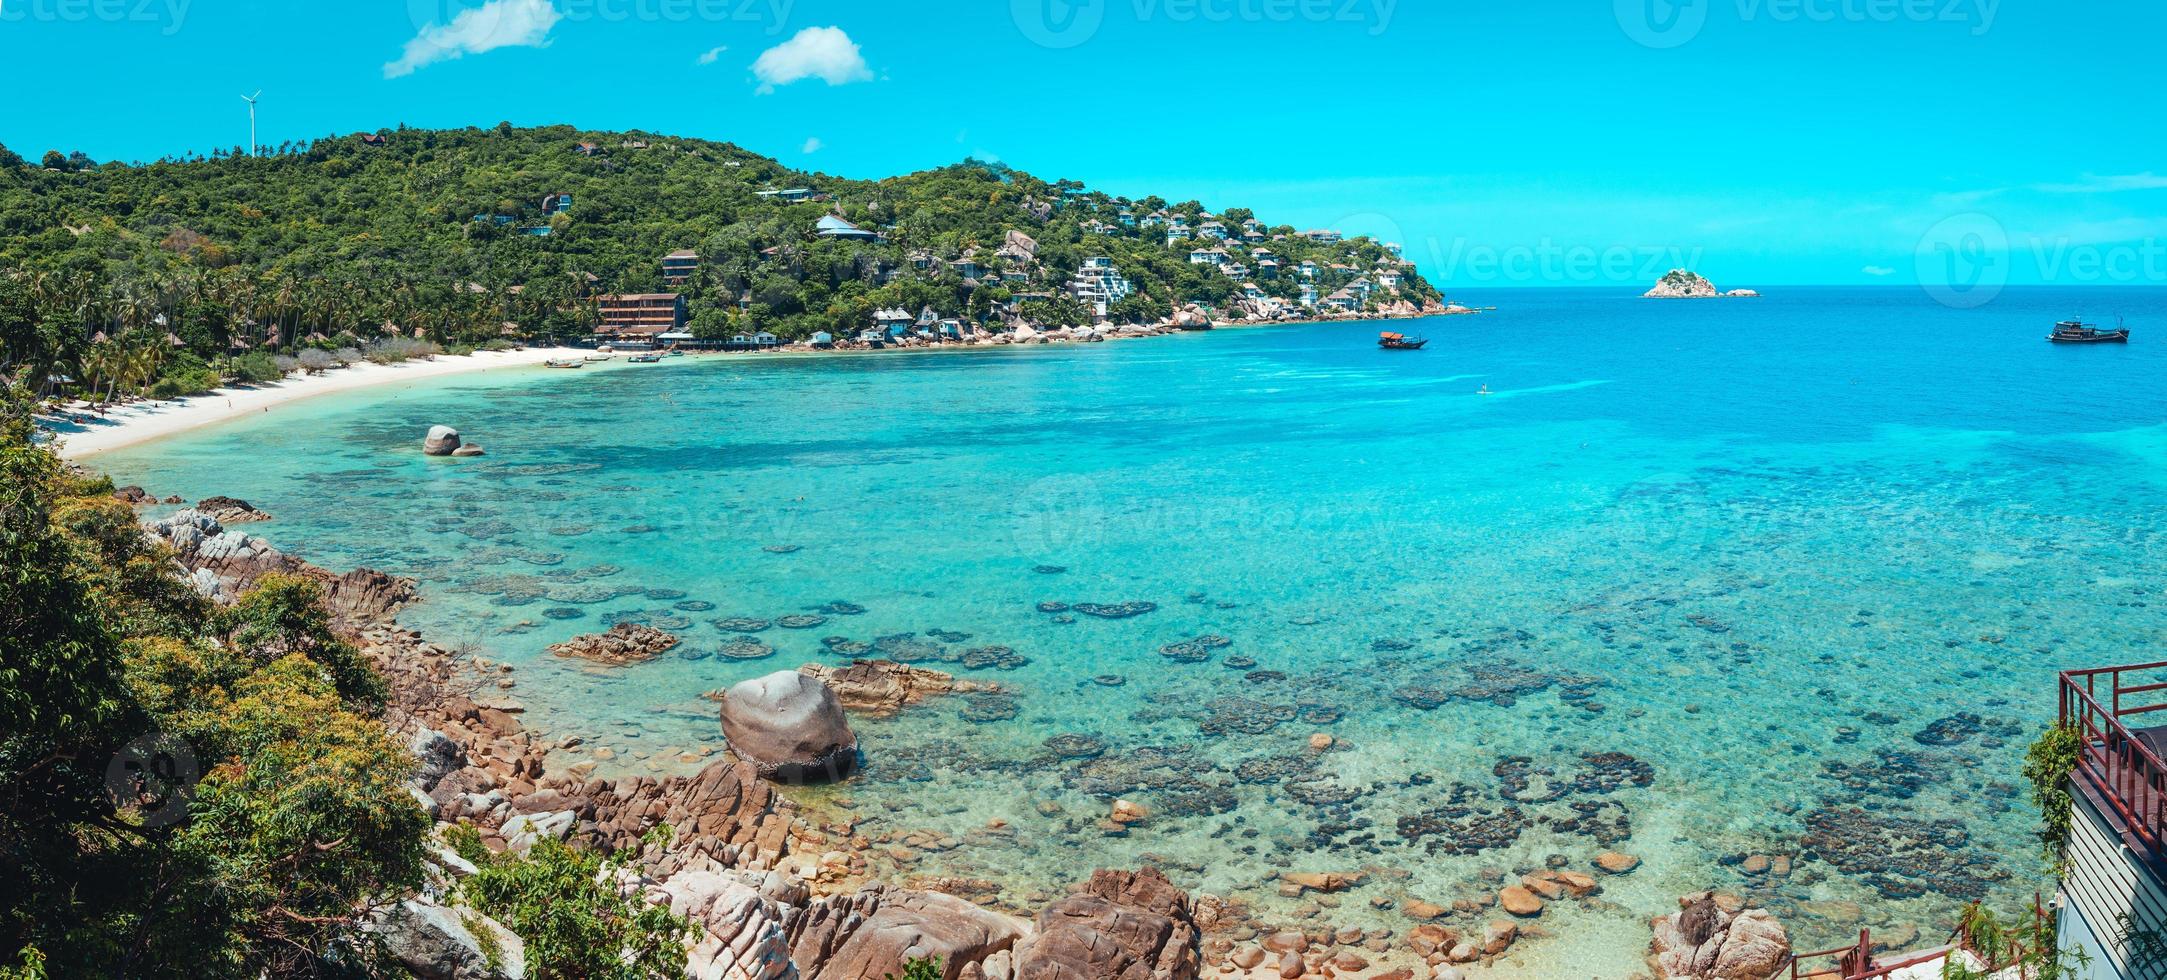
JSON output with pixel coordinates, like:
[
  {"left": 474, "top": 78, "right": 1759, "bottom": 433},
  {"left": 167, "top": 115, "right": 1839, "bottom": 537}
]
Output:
[{"left": 3, "top": 0, "right": 2162, "bottom": 289}]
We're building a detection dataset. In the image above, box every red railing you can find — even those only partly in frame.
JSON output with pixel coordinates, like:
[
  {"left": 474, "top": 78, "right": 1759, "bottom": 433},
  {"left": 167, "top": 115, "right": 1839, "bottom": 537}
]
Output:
[
  {"left": 2061, "top": 662, "right": 2167, "bottom": 852},
  {"left": 1781, "top": 897, "right": 2050, "bottom": 979}
]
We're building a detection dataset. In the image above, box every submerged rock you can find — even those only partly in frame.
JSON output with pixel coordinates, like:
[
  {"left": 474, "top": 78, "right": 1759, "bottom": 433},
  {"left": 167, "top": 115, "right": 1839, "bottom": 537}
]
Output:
[
  {"left": 1072, "top": 601, "right": 1159, "bottom": 620},
  {"left": 717, "top": 671, "right": 859, "bottom": 782}
]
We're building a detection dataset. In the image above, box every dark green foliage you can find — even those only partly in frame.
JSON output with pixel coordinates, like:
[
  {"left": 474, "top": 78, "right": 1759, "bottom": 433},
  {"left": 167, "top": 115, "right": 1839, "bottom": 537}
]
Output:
[
  {"left": 450, "top": 828, "right": 693, "bottom": 980},
  {"left": 1, "top": 125, "right": 1439, "bottom": 399},
  {"left": 0, "top": 404, "right": 428, "bottom": 976},
  {"left": 885, "top": 956, "right": 945, "bottom": 980},
  {"left": 2023, "top": 723, "right": 2083, "bottom": 865},
  {"left": 220, "top": 573, "right": 388, "bottom": 708}
]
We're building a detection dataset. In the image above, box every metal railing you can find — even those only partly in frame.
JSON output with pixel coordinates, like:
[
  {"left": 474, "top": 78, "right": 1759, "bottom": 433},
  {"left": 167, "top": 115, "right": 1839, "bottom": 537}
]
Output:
[{"left": 2061, "top": 662, "right": 2167, "bottom": 852}]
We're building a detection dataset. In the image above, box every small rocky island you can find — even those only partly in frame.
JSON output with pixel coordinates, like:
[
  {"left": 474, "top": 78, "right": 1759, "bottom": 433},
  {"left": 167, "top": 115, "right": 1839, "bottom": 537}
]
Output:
[{"left": 1643, "top": 269, "right": 1760, "bottom": 299}]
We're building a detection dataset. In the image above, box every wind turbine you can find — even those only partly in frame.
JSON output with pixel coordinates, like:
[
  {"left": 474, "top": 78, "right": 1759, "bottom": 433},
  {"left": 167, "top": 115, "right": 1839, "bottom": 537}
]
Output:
[{"left": 240, "top": 91, "right": 261, "bottom": 156}]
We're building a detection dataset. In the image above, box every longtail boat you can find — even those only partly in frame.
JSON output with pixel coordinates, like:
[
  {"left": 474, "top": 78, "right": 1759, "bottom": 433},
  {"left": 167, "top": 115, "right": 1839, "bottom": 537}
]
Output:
[{"left": 1378, "top": 331, "right": 1428, "bottom": 351}]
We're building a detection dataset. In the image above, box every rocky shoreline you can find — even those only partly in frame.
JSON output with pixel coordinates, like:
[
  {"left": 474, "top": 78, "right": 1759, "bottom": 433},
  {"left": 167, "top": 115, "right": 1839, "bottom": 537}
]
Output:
[
  {"left": 731, "top": 300, "right": 1460, "bottom": 356},
  {"left": 138, "top": 502, "right": 1804, "bottom": 980}
]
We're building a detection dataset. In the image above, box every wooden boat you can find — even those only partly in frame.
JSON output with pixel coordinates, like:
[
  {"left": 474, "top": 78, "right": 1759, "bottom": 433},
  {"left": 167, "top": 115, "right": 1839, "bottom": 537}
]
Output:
[
  {"left": 544, "top": 358, "right": 584, "bottom": 369},
  {"left": 1378, "top": 331, "right": 1428, "bottom": 351},
  {"left": 627, "top": 353, "right": 663, "bottom": 363},
  {"left": 2048, "top": 319, "right": 2130, "bottom": 344},
  {"left": 583, "top": 353, "right": 614, "bottom": 362}
]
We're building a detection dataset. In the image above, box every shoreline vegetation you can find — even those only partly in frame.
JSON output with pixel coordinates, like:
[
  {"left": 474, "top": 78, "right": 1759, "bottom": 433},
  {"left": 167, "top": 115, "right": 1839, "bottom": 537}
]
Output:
[
  {"left": 1, "top": 123, "right": 1454, "bottom": 425},
  {"left": 39, "top": 302, "right": 1450, "bottom": 462}
]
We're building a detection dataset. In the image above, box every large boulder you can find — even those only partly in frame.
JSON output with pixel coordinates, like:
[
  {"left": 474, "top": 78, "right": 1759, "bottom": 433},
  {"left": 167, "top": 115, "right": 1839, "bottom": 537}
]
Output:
[
  {"left": 424, "top": 425, "right": 462, "bottom": 456},
  {"left": 409, "top": 728, "right": 467, "bottom": 792},
  {"left": 790, "top": 884, "right": 1028, "bottom": 980},
  {"left": 720, "top": 672, "right": 858, "bottom": 782},
  {"left": 378, "top": 898, "right": 526, "bottom": 980},
  {"left": 322, "top": 566, "right": 420, "bottom": 624},
  {"left": 1013, "top": 868, "right": 1200, "bottom": 980},
  {"left": 1648, "top": 892, "right": 1791, "bottom": 980},
  {"left": 651, "top": 870, "right": 801, "bottom": 980},
  {"left": 501, "top": 810, "right": 577, "bottom": 853}
]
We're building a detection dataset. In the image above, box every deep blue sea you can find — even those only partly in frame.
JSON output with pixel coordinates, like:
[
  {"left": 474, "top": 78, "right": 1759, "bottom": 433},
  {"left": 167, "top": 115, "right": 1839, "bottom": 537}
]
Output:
[{"left": 92, "top": 287, "right": 2167, "bottom": 976}]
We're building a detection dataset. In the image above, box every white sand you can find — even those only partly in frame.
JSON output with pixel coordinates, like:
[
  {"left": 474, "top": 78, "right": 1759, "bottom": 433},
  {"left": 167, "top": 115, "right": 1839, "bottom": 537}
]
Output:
[{"left": 46, "top": 347, "right": 587, "bottom": 460}]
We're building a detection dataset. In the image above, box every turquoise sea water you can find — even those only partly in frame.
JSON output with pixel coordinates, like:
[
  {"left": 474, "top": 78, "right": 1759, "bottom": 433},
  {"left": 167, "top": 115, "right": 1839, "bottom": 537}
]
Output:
[{"left": 94, "top": 288, "right": 2167, "bottom": 976}]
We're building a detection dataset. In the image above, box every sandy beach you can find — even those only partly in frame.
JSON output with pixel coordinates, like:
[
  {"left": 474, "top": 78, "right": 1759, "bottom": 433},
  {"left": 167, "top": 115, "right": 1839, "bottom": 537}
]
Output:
[{"left": 45, "top": 346, "right": 586, "bottom": 460}]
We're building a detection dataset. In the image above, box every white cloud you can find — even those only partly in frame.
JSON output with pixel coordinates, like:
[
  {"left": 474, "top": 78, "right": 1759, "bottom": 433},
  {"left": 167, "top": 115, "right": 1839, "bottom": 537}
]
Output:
[
  {"left": 385, "top": 0, "right": 561, "bottom": 79},
  {"left": 751, "top": 26, "right": 872, "bottom": 94},
  {"left": 697, "top": 45, "right": 728, "bottom": 65},
  {"left": 801, "top": 137, "right": 823, "bottom": 154},
  {"left": 1862, "top": 265, "right": 1895, "bottom": 277},
  {"left": 2033, "top": 173, "right": 2167, "bottom": 194}
]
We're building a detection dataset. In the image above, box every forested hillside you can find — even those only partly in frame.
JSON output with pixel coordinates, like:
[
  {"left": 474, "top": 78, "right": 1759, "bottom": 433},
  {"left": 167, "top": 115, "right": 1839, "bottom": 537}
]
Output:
[{"left": 0, "top": 124, "right": 1437, "bottom": 399}]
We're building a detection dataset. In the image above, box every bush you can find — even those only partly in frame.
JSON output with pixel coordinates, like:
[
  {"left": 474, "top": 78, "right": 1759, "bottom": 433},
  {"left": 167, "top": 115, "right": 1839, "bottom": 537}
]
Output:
[
  {"left": 333, "top": 347, "right": 364, "bottom": 366},
  {"left": 229, "top": 352, "right": 285, "bottom": 384},
  {"left": 295, "top": 349, "right": 338, "bottom": 374},
  {"left": 449, "top": 830, "right": 693, "bottom": 979},
  {"left": 364, "top": 338, "right": 441, "bottom": 364},
  {"left": 271, "top": 354, "right": 299, "bottom": 375}
]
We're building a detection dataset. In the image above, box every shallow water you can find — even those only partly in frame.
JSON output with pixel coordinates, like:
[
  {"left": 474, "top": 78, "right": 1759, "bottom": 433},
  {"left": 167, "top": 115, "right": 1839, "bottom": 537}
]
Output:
[{"left": 96, "top": 287, "right": 2167, "bottom": 976}]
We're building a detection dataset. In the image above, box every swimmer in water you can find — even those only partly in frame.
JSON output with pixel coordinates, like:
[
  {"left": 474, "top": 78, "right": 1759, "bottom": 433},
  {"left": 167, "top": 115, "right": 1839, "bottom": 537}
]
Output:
[{"left": 1477, "top": 384, "right": 1492, "bottom": 396}]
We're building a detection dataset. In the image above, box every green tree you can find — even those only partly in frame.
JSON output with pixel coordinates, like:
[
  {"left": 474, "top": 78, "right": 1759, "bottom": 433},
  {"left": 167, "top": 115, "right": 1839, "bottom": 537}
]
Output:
[{"left": 448, "top": 828, "right": 694, "bottom": 979}]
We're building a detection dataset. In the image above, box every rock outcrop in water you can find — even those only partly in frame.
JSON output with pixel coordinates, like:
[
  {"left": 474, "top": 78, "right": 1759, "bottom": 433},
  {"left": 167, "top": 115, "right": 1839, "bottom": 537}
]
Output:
[
  {"left": 719, "top": 671, "right": 861, "bottom": 782},
  {"left": 547, "top": 622, "right": 680, "bottom": 666},
  {"left": 1642, "top": 269, "right": 1762, "bottom": 299},
  {"left": 194, "top": 495, "right": 271, "bottom": 523},
  {"left": 1647, "top": 892, "right": 1790, "bottom": 980},
  {"left": 800, "top": 660, "right": 991, "bottom": 717},
  {"left": 424, "top": 425, "right": 462, "bottom": 456}
]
